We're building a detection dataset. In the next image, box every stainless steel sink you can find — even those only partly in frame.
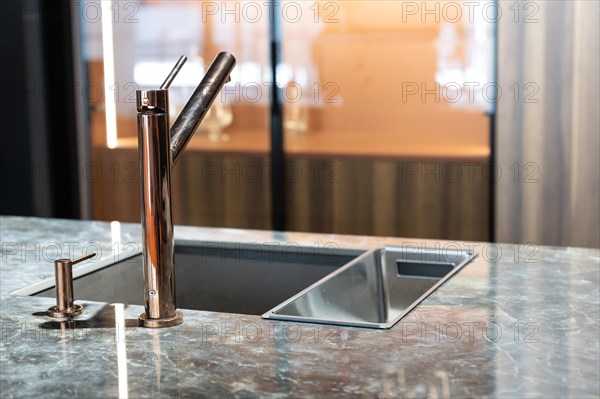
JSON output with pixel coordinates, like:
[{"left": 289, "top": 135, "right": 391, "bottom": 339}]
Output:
[
  {"left": 24, "top": 240, "right": 474, "bottom": 329},
  {"left": 262, "top": 246, "right": 476, "bottom": 329},
  {"left": 30, "top": 240, "right": 362, "bottom": 316}
]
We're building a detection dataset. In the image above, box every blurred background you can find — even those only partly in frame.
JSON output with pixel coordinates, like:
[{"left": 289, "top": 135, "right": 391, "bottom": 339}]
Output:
[{"left": 1, "top": 0, "right": 598, "bottom": 248}]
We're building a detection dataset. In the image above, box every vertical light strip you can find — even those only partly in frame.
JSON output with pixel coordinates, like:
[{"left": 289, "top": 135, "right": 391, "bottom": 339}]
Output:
[
  {"left": 101, "top": 0, "right": 118, "bottom": 148},
  {"left": 115, "top": 303, "right": 129, "bottom": 398},
  {"left": 111, "top": 221, "right": 121, "bottom": 249}
]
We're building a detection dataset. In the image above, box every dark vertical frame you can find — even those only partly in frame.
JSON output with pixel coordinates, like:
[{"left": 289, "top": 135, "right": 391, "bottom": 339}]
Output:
[
  {"left": 39, "top": 0, "right": 81, "bottom": 218},
  {"left": 488, "top": 1, "right": 498, "bottom": 243},
  {"left": 0, "top": 0, "right": 81, "bottom": 218},
  {"left": 488, "top": 115, "right": 496, "bottom": 242},
  {"left": 0, "top": 1, "right": 35, "bottom": 215},
  {"left": 268, "top": 0, "right": 285, "bottom": 231}
]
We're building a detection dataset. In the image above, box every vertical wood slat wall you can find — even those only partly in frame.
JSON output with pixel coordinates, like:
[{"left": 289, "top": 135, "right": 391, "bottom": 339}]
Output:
[{"left": 94, "top": 148, "right": 489, "bottom": 242}]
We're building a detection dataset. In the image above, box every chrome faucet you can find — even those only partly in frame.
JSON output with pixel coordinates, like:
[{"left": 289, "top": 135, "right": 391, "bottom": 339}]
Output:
[{"left": 136, "top": 52, "right": 236, "bottom": 328}]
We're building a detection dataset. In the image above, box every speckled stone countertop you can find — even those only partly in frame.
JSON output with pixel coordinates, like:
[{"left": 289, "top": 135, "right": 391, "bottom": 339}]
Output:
[{"left": 1, "top": 216, "right": 599, "bottom": 398}]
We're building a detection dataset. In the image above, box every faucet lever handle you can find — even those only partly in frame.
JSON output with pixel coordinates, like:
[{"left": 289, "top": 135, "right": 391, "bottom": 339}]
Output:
[
  {"left": 71, "top": 253, "right": 96, "bottom": 265},
  {"left": 160, "top": 55, "right": 187, "bottom": 90},
  {"left": 47, "top": 253, "right": 96, "bottom": 318}
]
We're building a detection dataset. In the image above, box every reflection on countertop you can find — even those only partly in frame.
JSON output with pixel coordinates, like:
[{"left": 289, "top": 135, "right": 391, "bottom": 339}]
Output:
[{"left": 1, "top": 216, "right": 598, "bottom": 398}]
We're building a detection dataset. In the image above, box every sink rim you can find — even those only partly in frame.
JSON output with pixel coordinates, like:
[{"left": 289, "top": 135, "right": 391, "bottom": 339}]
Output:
[
  {"left": 262, "top": 246, "right": 477, "bottom": 329},
  {"left": 13, "top": 239, "right": 475, "bottom": 329}
]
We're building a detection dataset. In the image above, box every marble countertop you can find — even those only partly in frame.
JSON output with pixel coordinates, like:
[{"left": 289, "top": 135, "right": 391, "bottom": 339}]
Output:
[{"left": 1, "top": 216, "right": 599, "bottom": 398}]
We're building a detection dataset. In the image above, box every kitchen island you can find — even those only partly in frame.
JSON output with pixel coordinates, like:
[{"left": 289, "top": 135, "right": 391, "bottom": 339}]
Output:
[{"left": 1, "top": 216, "right": 598, "bottom": 398}]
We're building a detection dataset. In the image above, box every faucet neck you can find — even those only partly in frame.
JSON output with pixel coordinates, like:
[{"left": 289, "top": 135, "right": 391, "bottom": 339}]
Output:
[{"left": 135, "top": 52, "right": 236, "bottom": 328}]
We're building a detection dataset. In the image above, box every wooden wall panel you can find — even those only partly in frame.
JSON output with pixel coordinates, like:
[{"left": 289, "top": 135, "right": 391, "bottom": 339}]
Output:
[{"left": 92, "top": 148, "right": 489, "bottom": 241}]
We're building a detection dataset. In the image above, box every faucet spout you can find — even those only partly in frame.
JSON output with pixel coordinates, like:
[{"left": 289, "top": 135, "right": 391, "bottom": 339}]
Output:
[{"left": 170, "top": 52, "right": 236, "bottom": 164}]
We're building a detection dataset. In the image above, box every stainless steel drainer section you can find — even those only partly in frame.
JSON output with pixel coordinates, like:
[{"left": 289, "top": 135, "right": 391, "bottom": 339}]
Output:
[{"left": 262, "top": 246, "right": 476, "bottom": 329}]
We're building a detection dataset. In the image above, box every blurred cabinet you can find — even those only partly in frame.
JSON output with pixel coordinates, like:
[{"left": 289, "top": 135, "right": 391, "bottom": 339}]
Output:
[{"left": 94, "top": 144, "right": 489, "bottom": 241}]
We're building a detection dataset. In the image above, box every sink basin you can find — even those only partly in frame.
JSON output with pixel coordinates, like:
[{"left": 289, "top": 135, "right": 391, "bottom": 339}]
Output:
[
  {"left": 23, "top": 240, "right": 474, "bottom": 329},
  {"left": 30, "top": 240, "right": 362, "bottom": 316},
  {"left": 262, "top": 246, "right": 476, "bottom": 329}
]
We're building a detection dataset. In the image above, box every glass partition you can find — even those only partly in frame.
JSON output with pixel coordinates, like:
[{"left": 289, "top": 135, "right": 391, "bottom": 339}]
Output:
[
  {"left": 80, "top": 0, "right": 494, "bottom": 240},
  {"left": 280, "top": 1, "right": 494, "bottom": 239}
]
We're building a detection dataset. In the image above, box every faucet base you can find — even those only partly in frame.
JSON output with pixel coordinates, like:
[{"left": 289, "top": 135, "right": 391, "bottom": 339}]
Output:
[
  {"left": 47, "top": 304, "right": 83, "bottom": 318},
  {"left": 139, "top": 311, "right": 183, "bottom": 328}
]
